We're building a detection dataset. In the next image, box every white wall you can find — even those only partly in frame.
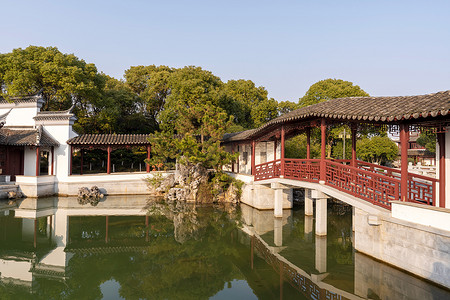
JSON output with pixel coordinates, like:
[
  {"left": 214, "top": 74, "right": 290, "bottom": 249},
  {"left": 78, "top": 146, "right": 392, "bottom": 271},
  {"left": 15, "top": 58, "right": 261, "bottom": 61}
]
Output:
[
  {"left": 39, "top": 123, "right": 77, "bottom": 180},
  {"left": 1, "top": 107, "right": 39, "bottom": 127},
  {"left": 23, "top": 147, "right": 37, "bottom": 176}
]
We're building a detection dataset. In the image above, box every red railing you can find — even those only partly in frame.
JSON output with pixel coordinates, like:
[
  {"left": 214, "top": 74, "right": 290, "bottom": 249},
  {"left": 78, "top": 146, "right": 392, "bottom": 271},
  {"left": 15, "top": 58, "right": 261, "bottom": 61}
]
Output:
[
  {"left": 284, "top": 159, "right": 321, "bottom": 182},
  {"left": 253, "top": 158, "right": 437, "bottom": 209},
  {"left": 325, "top": 161, "right": 398, "bottom": 209},
  {"left": 254, "top": 159, "right": 282, "bottom": 181}
]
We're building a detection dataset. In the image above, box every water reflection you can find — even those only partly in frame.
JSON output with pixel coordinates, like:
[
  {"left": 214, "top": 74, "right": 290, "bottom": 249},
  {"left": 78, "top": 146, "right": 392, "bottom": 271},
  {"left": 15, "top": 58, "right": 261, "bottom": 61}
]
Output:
[{"left": 0, "top": 197, "right": 448, "bottom": 300}]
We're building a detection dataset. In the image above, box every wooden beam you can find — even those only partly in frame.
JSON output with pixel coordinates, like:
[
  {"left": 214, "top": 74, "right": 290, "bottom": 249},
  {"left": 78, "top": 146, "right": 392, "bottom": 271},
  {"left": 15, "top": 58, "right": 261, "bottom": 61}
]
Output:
[
  {"left": 146, "top": 145, "right": 151, "bottom": 173},
  {"left": 281, "top": 125, "right": 285, "bottom": 177},
  {"left": 306, "top": 127, "right": 311, "bottom": 159},
  {"left": 400, "top": 124, "right": 409, "bottom": 202},
  {"left": 351, "top": 124, "right": 357, "bottom": 167},
  {"left": 320, "top": 119, "right": 326, "bottom": 182},
  {"left": 438, "top": 132, "right": 446, "bottom": 208},
  {"left": 251, "top": 140, "right": 256, "bottom": 175},
  {"left": 107, "top": 145, "right": 112, "bottom": 174},
  {"left": 51, "top": 146, "right": 54, "bottom": 175},
  {"left": 35, "top": 146, "right": 40, "bottom": 177}
]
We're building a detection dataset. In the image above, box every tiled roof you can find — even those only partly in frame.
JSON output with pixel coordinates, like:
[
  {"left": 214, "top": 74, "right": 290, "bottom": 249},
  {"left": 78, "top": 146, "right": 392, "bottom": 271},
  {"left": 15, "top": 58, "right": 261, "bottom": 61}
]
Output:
[
  {"left": 0, "top": 93, "right": 44, "bottom": 104},
  {"left": 34, "top": 105, "right": 76, "bottom": 121},
  {"left": 223, "top": 90, "right": 450, "bottom": 142},
  {"left": 222, "top": 129, "right": 257, "bottom": 142},
  {"left": 0, "top": 127, "right": 59, "bottom": 146},
  {"left": 261, "top": 90, "right": 450, "bottom": 128},
  {"left": 67, "top": 134, "right": 151, "bottom": 145}
]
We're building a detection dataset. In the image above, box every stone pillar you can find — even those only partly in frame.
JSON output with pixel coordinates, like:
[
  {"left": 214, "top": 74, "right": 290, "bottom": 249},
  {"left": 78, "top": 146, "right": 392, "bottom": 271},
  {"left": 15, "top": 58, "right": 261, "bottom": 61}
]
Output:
[
  {"left": 274, "top": 189, "right": 283, "bottom": 218},
  {"left": 315, "top": 235, "right": 327, "bottom": 273},
  {"left": 304, "top": 188, "right": 313, "bottom": 216},
  {"left": 274, "top": 217, "right": 283, "bottom": 247},
  {"left": 271, "top": 182, "right": 289, "bottom": 218},
  {"left": 304, "top": 215, "right": 313, "bottom": 242},
  {"left": 312, "top": 189, "right": 328, "bottom": 236}
]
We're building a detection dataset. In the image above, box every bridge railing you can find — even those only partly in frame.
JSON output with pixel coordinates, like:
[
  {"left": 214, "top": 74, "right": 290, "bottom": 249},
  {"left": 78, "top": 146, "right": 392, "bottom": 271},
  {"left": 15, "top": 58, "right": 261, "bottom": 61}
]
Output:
[
  {"left": 325, "top": 160, "right": 398, "bottom": 209},
  {"left": 253, "top": 158, "right": 437, "bottom": 209},
  {"left": 254, "top": 159, "right": 282, "bottom": 181},
  {"left": 284, "top": 159, "right": 321, "bottom": 182}
]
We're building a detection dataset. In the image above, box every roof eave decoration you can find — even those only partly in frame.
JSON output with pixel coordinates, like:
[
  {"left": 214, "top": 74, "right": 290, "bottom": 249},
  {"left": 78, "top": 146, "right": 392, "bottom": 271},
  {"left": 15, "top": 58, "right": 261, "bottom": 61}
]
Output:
[{"left": 0, "top": 109, "right": 12, "bottom": 129}]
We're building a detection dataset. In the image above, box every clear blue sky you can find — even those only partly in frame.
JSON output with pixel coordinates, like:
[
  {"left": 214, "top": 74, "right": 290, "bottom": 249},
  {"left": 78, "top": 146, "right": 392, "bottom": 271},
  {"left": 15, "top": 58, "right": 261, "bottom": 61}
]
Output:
[{"left": 1, "top": 0, "right": 449, "bottom": 102}]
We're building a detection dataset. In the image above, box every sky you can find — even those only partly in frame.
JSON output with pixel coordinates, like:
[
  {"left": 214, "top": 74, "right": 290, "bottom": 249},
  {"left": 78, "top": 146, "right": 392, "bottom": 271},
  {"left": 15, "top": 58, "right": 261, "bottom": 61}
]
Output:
[{"left": 1, "top": 0, "right": 449, "bottom": 102}]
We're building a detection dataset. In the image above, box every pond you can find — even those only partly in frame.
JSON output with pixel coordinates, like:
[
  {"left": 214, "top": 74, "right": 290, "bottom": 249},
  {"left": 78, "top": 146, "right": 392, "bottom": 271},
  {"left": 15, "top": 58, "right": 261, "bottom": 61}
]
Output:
[{"left": 0, "top": 196, "right": 448, "bottom": 299}]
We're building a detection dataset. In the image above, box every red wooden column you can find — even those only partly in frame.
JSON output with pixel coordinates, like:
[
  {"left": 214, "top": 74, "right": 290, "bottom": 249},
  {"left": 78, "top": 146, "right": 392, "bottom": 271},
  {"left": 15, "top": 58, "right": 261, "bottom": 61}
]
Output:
[
  {"left": 146, "top": 145, "right": 151, "bottom": 173},
  {"left": 437, "top": 132, "right": 446, "bottom": 208},
  {"left": 35, "top": 146, "right": 40, "bottom": 176},
  {"left": 351, "top": 124, "right": 357, "bottom": 167},
  {"left": 320, "top": 119, "right": 326, "bottom": 182},
  {"left": 107, "top": 145, "right": 112, "bottom": 174},
  {"left": 251, "top": 140, "right": 256, "bottom": 175},
  {"left": 280, "top": 125, "right": 285, "bottom": 177},
  {"left": 400, "top": 124, "right": 409, "bottom": 202},
  {"left": 306, "top": 127, "right": 311, "bottom": 159},
  {"left": 70, "top": 146, "right": 73, "bottom": 175},
  {"left": 80, "top": 149, "right": 84, "bottom": 175},
  {"left": 51, "top": 146, "right": 54, "bottom": 175}
]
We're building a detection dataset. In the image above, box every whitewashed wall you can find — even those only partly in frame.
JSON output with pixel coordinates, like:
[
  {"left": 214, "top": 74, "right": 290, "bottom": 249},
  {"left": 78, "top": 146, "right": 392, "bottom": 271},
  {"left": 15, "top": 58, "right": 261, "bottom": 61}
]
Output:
[
  {"left": 23, "top": 147, "right": 37, "bottom": 176},
  {"left": 0, "top": 102, "right": 42, "bottom": 127}
]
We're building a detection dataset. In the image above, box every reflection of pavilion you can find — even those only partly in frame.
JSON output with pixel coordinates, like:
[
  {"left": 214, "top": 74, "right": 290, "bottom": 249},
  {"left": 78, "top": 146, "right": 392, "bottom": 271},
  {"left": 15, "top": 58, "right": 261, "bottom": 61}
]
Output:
[{"left": 0, "top": 195, "right": 151, "bottom": 290}]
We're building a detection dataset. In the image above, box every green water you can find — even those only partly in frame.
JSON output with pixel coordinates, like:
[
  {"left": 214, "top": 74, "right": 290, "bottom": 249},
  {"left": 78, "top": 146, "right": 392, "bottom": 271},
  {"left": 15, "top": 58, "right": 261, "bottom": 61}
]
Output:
[{"left": 0, "top": 196, "right": 448, "bottom": 300}]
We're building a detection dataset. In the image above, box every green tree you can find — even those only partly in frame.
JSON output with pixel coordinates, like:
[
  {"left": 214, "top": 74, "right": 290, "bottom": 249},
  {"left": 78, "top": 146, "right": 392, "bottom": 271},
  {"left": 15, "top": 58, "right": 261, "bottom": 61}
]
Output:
[
  {"left": 357, "top": 136, "right": 398, "bottom": 165},
  {"left": 277, "top": 100, "right": 298, "bottom": 115},
  {"left": 416, "top": 132, "right": 436, "bottom": 154},
  {"left": 299, "top": 78, "right": 369, "bottom": 108},
  {"left": 150, "top": 66, "right": 236, "bottom": 170},
  {"left": 0, "top": 46, "right": 104, "bottom": 111},
  {"left": 221, "top": 79, "right": 277, "bottom": 129},
  {"left": 124, "top": 65, "right": 174, "bottom": 127},
  {"left": 285, "top": 134, "right": 321, "bottom": 159}
]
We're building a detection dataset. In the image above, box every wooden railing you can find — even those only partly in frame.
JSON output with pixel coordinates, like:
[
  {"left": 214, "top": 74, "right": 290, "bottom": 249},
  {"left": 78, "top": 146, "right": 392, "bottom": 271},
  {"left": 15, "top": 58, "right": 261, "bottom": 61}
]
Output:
[
  {"left": 284, "top": 159, "right": 321, "bottom": 182},
  {"left": 254, "top": 159, "right": 281, "bottom": 181},
  {"left": 325, "top": 161, "right": 398, "bottom": 209},
  {"left": 253, "top": 158, "right": 437, "bottom": 209}
]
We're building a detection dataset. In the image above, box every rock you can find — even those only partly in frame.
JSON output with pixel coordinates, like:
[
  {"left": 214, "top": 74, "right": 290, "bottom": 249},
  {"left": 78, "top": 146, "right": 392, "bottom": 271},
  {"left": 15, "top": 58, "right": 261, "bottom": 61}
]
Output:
[
  {"left": 7, "top": 191, "right": 23, "bottom": 199},
  {"left": 155, "top": 174, "right": 175, "bottom": 194},
  {"left": 78, "top": 186, "right": 104, "bottom": 206},
  {"left": 223, "top": 183, "right": 240, "bottom": 204}
]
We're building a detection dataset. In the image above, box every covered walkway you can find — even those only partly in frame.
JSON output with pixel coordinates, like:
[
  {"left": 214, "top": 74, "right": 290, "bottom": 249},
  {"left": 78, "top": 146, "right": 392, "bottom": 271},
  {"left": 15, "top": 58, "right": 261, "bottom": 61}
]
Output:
[{"left": 223, "top": 90, "right": 450, "bottom": 210}]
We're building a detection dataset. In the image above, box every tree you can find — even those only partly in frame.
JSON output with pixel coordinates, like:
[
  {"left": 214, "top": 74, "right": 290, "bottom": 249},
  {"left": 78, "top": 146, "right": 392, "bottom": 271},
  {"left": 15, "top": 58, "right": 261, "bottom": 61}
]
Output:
[
  {"left": 299, "top": 78, "right": 369, "bottom": 108},
  {"left": 0, "top": 46, "right": 104, "bottom": 111},
  {"left": 416, "top": 132, "right": 436, "bottom": 154},
  {"left": 221, "top": 79, "right": 276, "bottom": 129},
  {"left": 150, "top": 66, "right": 236, "bottom": 170},
  {"left": 277, "top": 100, "right": 298, "bottom": 115},
  {"left": 357, "top": 136, "right": 398, "bottom": 165},
  {"left": 124, "top": 65, "right": 174, "bottom": 127},
  {"left": 285, "top": 134, "right": 321, "bottom": 159},
  {"left": 296, "top": 79, "right": 370, "bottom": 158}
]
